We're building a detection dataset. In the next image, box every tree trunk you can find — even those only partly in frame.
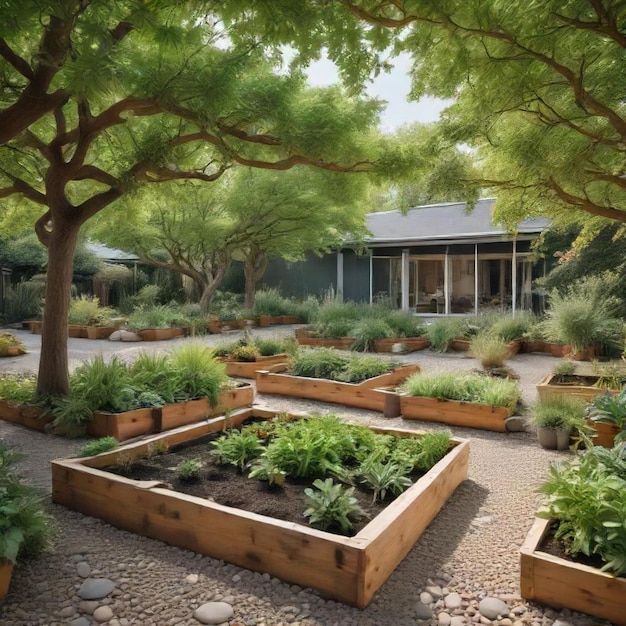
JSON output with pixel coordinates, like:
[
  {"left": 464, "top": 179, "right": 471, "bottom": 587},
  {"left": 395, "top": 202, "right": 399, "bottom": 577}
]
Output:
[
  {"left": 36, "top": 220, "right": 80, "bottom": 396},
  {"left": 199, "top": 266, "right": 227, "bottom": 316},
  {"left": 243, "top": 252, "right": 268, "bottom": 310}
]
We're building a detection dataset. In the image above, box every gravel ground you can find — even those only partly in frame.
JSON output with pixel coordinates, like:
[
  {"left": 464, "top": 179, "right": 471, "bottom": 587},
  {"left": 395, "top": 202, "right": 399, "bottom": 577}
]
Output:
[{"left": 0, "top": 327, "right": 609, "bottom": 626}]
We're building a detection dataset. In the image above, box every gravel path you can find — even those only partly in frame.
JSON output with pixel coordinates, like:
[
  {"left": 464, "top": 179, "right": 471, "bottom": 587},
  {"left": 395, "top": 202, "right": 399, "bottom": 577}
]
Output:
[{"left": 0, "top": 328, "right": 609, "bottom": 626}]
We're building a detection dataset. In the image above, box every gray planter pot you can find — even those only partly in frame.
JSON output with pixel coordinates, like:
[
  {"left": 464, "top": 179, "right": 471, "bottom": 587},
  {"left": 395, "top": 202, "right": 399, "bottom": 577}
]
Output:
[
  {"left": 556, "top": 427, "right": 572, "bottom": 451},
  {"left": 536, "top": 426, "right": 557, "bottom": 449}
]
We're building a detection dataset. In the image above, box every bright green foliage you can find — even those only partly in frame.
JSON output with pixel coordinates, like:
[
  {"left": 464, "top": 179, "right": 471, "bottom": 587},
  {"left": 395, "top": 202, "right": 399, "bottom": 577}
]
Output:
[
  {"left": 553, "top": 361, "right": 576, "bottom": 377},
  {"left": 127, "top": 305, "right": 181, "bottom": 331},
  {"left": 229, "top": 345, "right": 260, "bottom": 363},
  {"left": 0, "top": 444, "right": 52, "bottom": 563},
  {"left": 358, "top": 459, "right": 412, "bottom": 503},
  {"left": 402, "top": 372, "right": 520, "bottom": 411},
  {"left": 176, "top": 459, "right": 203, "bottom": 481},
  {"left": 588, "top": 392, "right": 626, "bottom": 445},
  {"left": 0, "top": 374, "right": 37, "bottom": 403},
  {"left": 169, "top": 344, "right": 228, "bottom": 405},
  {"left": 212, "top": 430, "right": 264, "bottom": 471},
  {"left": 540, "top": 445, "right": 626, "bottom": 576},
  {"left": 289, "top": 349, "right": 396, "bottom": 383},
  {"left": 68, "top": 295, "right": 114, "bottom": 326},
  {"left": 489, "top": 313, "right": 537, "bottom": 342},
  {"left": 303, "top": 478, "right": 366, "bottom": 534},
  {"left": 427, "top": 318, "right": 472, "bottom": 352},
  {"left": 350, "top": 318, "right": 393, "bottom": 352},
  {"left": 469, "top": 333, "right": 510, "bottom": 369},
  {"left": 385, "top": 311, "right": 426, "bottom": 339},
  {"left": 77, "top": 437, "right": 119, "bottom": 457}
]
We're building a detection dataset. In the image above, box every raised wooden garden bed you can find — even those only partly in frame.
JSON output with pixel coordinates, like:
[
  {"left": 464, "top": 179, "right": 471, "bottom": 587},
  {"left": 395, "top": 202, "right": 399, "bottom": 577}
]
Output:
[
  {"left": 221, "top": 354, "right": 289, "bottom": 379},
  {"left": 296, "top": 335, "right": 356, "bottom": 349},
  {"left": 536, "top": 373, "right": 619, "bottom": 404},
  {"left": 87, "top": 383, "right": 255, "bottom": 441},
  {"left": 255, "top": 364, "right": 420, "bottom": 417},
  {"left": 0, "top": 561, "right": 13, "bottom": 600},
  {"left": 258, "top": 315, "right": 303, "bottom": 326},
  {"left": 51, "top": 408, "right": 469, "bottom": 608},
  {"left": 372, "top": 337, "right": 429, "bottom": 353},
  {"left": 0, "top": 400, "right": 51, "bottom": 432},
  {"left": 520, "top": 516, "right": 626, "bottom": 625},
  {"left": 400, "top": 395, "right": 512, "bottom": 432},
  {"left": 138, "top": 328, "right": 184, "bottom": 341},
  {"left": 85, "top": 326, "right": 119, "bottom": 340}
]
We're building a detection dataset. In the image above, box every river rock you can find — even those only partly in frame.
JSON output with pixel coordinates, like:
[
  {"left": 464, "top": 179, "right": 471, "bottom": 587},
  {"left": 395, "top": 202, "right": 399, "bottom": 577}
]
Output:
[
  {"left": 77, "top": 578, "right": 115, "bottom": 600},
  {"left": 478, "top": 597, "right": 510, "bottom": 620},
  {"left": 415, "top": 601, "right": 434, "bottom": 620},
  {"left": 193, "top": 601, "right": 234, "bottom": 624}
]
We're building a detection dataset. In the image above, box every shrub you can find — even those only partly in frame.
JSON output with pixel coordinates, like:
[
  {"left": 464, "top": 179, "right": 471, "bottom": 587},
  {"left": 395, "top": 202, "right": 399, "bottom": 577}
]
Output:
[
  {"left": 3, "top": 280, "right": 43, "bottom": 324},
  {"left": 490, "top": 312, "right": 537, "bottom": 342},
  {"left": 229, "top": 344, "right": 259, "bottom": 362},
  {"left": 470, "top": 333, "right": 510, "bottom": 369},
  {"left": 385, "top": 310, "right": 426, "bottom": 338},
  {"left": 253, "top": 288, "right": 291, "bottom": 317},
  {"left": 312, "top": 302, "right": 363, "bottom": 338},
  {"left": 254, "top": 337, "right": 290, "bottom": 357},
  {"left": 127, "top": 304, "right": 179, "bottom": 330},
  {"left": 0, "top": 374, "right": 37, "bottom": 404},
  {"left": 336, "top": 354, "right": 397, "bottom": 384},
  {"left": 350, "top": 317, "right": 393, "bottom": 351},
  {"left": 426, "top": 318, "right": 469, "bottom": 352},
  {"left": 169, "top": 344, "right": 228, "bottom": 405},
  {"left": 290, "top": 348, "right": 349, "bottom": 380},
  {"left": 291, "top": 295, "right": 319, "bottom": 323},
  {"left": 68, "top": 295, "right": 114, "bottom": 326},
  {"left": 553, "top": 360, "right": 576, "bottom": 376}
]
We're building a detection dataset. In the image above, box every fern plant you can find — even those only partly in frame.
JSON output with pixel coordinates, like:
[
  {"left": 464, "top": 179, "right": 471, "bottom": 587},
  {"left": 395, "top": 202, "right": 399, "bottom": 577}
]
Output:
[{"left": 358, "top": 459, "right": 412, "bottom": 503}]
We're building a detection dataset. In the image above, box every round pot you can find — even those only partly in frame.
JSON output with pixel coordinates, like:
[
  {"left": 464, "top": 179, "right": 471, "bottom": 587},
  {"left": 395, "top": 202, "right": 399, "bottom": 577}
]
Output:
[
  {"left": 536, "top": 426, "right": 558, "bottom": 450},
  {"left": 556, "top": 427, "right": 572, "bottom": 451}
]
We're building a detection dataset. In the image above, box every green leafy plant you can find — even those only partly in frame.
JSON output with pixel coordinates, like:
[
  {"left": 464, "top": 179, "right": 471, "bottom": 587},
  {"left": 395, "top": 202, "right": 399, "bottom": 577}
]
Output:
[
  {"left": 358, "top": 459, "right": 412, "bottom": 502},
  {"left": 590, "top": 360, "right": 626, "bottom": 390},
  {"left": 254, "top": 336, "right": 291, "bottom": 357},
  {"left": 127, "top": 304, "right": 179, "bottom": 330},
  {"left": 588, "top": 391, "right": 626, "bottom": 444},
  {"left": 49, "top": 394, "right": 95, "bottom": 438},
  {"left": 303, "top": 478, "right": 366, "bottom": 534},
  {"left": 212, "top": 430, "right": 264, "bottom": 471},
  {"left": 229, "top": 344, "right": 259, "bottom": 362},
  {"left": 336, "top": 354, "right": 397, "bottom": 384},
  {"left": 3, "top": 279, "right": 43, "bottom": 324},
  {"left": 77, "top": 437, "right": 119, "bottom": 457},
  {"left": 176, "top": 459, "right": 203, "bottom": 481},
  {"left": 290, "top": 348, "right": 349, "bottom": 380},
  {"left": 0, "top": 374, "right": 37, "bottom": 404},
  {"left": 385, "top": 310, "right": 426, "bottom": 338},
  {"left": 0, "top": 444, "right": 53, "bottom": 564},
  {"left": 490, "top": 312, "right": 537, "bottom": 342},
  {"left": 539, "top": 445, "right": 626, "bottom": 576}
]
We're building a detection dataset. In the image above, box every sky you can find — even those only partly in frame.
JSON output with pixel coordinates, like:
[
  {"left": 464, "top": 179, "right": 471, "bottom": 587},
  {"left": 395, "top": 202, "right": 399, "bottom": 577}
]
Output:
[{"left": 305, "top": 52, "right": 451, "bottom": 133}]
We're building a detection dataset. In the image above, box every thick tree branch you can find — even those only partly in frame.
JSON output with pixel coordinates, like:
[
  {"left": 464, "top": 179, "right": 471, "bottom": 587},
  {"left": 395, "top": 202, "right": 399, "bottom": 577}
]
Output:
[
  {"left": 548, "top": 178, "right": 626, "bottom": 222},
  {"left": 34, "top": 210, "right": 53, "bottom": 247},
  {"left": 0, "top": 38, "right": 33, "bottom": 79},
  {"left": 0, "top": 171, "right": 47, "bottom": 205}
]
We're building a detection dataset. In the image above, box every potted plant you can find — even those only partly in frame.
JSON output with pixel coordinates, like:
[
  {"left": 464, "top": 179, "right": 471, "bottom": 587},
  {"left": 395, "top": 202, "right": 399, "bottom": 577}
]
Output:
[
  {"left": 587, "top": 390, "right": 626, "bottom": 448},
  {"left": 0, "top": 444, "right": 53, "bottom": 599},
  {"left": 530, "top": 397, "right": 587, "bottom": 450},
  {"left": 68, "top": 294, "right": 119, "bottom": 339},
  {"left": 520, "top": 443, "right": 626, "bottom": 623},
  {"left": 213, "top": 336, "right": 293, "bottom": 378}
]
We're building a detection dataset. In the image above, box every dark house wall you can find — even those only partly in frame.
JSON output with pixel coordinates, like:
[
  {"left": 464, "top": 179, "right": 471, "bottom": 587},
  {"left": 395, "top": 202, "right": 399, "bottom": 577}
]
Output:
[
  {"left": 261, "top": 254, "right": 337, "bottom": 298},
  {"left": 342, "top": 249, "right": 370, "bottom": 303}
]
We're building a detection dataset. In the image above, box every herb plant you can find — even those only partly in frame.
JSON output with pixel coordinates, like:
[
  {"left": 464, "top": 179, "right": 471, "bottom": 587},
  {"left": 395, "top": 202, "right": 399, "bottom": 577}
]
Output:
[
  {"left": 77, "top": 437, "right": 119, "bottom": 457},
  {"left": 358, "top": 459, "right": 412, "bottom": 503},
  {"left": 303, "top": 478, "right": 366, "bottom": 534},
  {"left": 212, "top": 430, "right": 264, "bottom": 471},
  {"left": 176, "top": 459, "right": 203, "bottom": 481}
]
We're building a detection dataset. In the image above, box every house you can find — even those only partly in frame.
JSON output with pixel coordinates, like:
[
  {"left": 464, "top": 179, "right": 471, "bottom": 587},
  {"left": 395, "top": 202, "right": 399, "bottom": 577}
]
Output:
[{"left": 262, "top": 198, "right": 550, "bottom": 315}]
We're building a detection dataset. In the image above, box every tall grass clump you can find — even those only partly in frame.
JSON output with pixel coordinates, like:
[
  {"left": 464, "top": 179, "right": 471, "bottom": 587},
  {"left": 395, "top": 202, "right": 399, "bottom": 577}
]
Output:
[
  {"left": 170, "top": 344, "right": 228, "bottom": 405},
  {"left": 3, "top": 280, "right": 43, "bottom": 323},
  {"left": 350, "top": 318, "right": 393, "bottom": 351},
  {"left": 489, "top": 312, "right": 537, "bottom": 342},
  {"left": 385, "top": 311, "right": 426, "bottom": 338},
  {"left": 470, "top": 333, "right": 510, "bottom": 369},
  {"left": 253, "top": 288, "right": 291, "bottom": 317},
  {"left": 312, "top": 302, "right": 364, "bottom": 338},
  {"left": 426, "top": 318, "right": 470, "bottom": 352},
  {"left": 290, "top": 348, "right": 349, "bottom": 380},
  {"left": 68, "top": 295, "right": 114, "bottom": 326},
  {"left": 402, "top": 372, "right": 520, "bottom": 411}
]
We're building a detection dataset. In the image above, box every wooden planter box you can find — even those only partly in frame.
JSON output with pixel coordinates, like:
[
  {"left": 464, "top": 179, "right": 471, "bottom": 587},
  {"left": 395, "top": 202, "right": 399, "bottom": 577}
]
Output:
[
  {"left": 589, "top": 420, "right": 621, "bottom": 448},
  {"left": 68, "top": 324, "right": 88, "bottom": 338},
  {"left": 85, "top": 326, "right": 118, "bottom": 340},
  {"left": 400, "top": 395, "right": 512, "bottom": 432},
  {"left": 0, "top": 400, "right": 51, "bottom": 432},
  {"left": 520, "top": 516, "right": 626, "bottom": 625},
  {"left": 0, "top": 346, "right": 24, "bottom": 357},
  {"left": 137, "top": 327, "right": 184, "bottom": 341},
  {"left": 449, "top": 338, "right": 470, "bottom": 352},
  {"left": 51, "top": 408, "right": 469, "bottom": 608},
  {"left": 0, "top": 561, "right": 13, "bottom": 600},
  {"left": 372, "top": 337, "right": 429, "bottom": 353},
  {"left": 29, "top": 320, "right": 43, "bottom": 334},
  {"left": 523, "top": 341, "right": 569, "bottom": 357},
  {"left": 256, "top": 364, "right": 420, "bottom": 418},
  {"left": 536, "top": 373, "right": 618, "bottom": 404},
  {"left": 296, "top": 336, "right": 356, "bottom": 349},
  {"left": 222, "top": 354, "right": 289, "bottom": 379}
]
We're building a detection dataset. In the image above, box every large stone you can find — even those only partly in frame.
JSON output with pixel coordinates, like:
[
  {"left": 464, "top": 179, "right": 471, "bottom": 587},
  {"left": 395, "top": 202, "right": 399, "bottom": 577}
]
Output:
[
  {"left": 108, "top": 330, "right": 122, "bottom": 341},
  {"left": 193, "top": 602, "right": 234, "bottom": 625},
  {"left": 415, "top": 601, "right": 433, "bottom": 621},
  {"left": 119, "top": 330, "right": 143, "bottom": 342},
  {"left": 70, "top": 618, "right": 91, "bottom": 626},
  {"left": 478, "top": 597, "right": 510, "bottom": 620},
  {"left": 76, "top": 562, "right": 91, "bottom": 578},
  {"left": 93, "top": 605, "right": 114, "bottom": 623},
  {"left": 77, "top": 578, "right": 115, "bottom": 600},
  {"left": 445, "top": 592, "right": 463, "bottom": 610},
  {"left": 505, "top": 416, "right": 528, "bottom": 432}
]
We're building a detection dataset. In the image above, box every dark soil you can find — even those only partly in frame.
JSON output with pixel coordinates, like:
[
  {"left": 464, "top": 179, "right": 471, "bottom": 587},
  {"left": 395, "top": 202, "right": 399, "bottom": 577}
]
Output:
[
  {"left": 550, "top": 374, "right": 602, "bottom": 386},
  {"left": 540, "top": 522, "right": 606, "bottom": 571},
  {"left": 106, "top": 432, "right": 397, "bottom": 536}
]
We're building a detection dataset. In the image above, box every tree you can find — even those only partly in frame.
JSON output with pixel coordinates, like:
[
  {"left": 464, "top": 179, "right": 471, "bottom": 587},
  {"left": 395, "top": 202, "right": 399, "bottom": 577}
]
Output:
[
  {"left": 0, "top": 2, "right": 388, "bottom": 395},
  {"left": 225, "top": 167, "right": 371, "bottom": 308},
  {"left": 340, "top": 1, "right": 626, "bottom": 225}
]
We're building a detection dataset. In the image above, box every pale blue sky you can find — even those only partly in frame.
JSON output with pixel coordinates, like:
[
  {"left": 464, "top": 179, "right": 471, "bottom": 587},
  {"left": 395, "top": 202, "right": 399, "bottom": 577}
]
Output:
[{"left": 305, "top": 52, "right": 451, "bottom": 133}]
